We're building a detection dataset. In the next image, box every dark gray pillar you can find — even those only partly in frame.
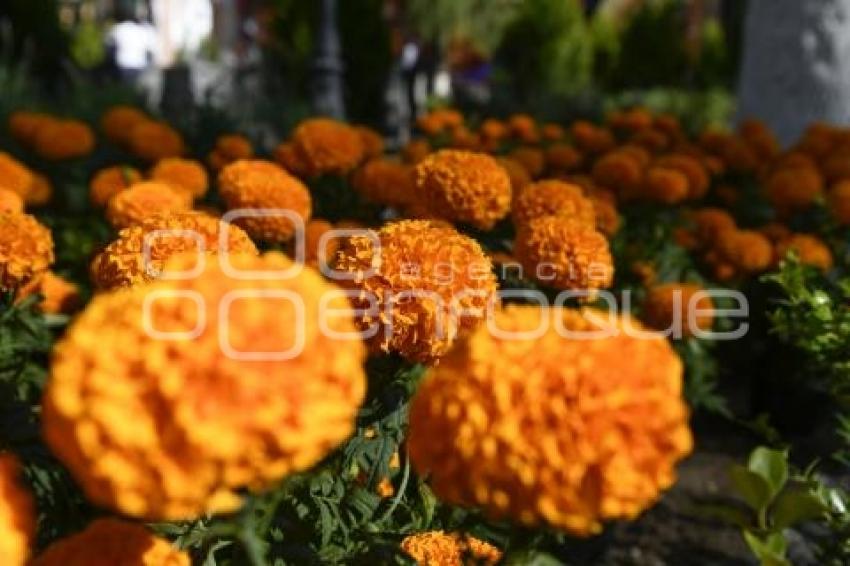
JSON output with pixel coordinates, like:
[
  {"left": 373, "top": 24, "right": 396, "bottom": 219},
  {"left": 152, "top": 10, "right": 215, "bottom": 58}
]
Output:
[{"left": 311, "top": 0, "right": 346, "bottom": 119}]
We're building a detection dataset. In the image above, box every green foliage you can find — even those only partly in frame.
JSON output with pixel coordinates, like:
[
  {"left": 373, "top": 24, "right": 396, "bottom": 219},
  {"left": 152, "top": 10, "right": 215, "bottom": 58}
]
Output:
[
  {"left": 70, "top": 22, "right": 106, "bottom": 70},
  {"left": 404, "top": 0, "right": 521, "bottom": 54}
]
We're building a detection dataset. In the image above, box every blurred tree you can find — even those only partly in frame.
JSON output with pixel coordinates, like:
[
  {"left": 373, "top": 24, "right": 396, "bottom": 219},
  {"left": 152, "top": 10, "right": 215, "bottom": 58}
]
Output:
[
  {"left": 404, "top": 0, "right": 521, "bottom": 54},
  {"left": 0, "top": 0, "right": 69, "bottom": 92}
]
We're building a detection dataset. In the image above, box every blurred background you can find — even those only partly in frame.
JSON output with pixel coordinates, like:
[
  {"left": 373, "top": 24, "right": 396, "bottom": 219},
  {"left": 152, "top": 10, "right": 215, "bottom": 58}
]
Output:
[{"left": 0, "top": 0, "right": 844, "bottom": 148}]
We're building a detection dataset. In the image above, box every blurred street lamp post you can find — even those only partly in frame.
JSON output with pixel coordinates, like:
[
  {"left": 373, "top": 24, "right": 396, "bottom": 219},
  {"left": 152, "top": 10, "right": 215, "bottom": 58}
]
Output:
[{"left": 311, "top": 0, "right": 346, "bottom": 119}]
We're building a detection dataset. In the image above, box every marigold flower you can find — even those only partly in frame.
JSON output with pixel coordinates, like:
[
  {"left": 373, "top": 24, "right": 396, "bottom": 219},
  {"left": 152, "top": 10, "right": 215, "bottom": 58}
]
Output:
[
  {"left": 417, "top": 109, "right": 464, "bottom": 136},
  {"left": 508, "top": 113, "right": 539, "bottom": 143},
  {"left": 508, "top": 147, "right": 545, "bottom": 178},
  {"left": 100, "top": 105, "right": 148, "bottom": 146},
  {"left": 715, "top": 229, "right": 773, "bottom": 274},
  {"left": 479, "top": 118, "right": 508, "bottom": 142},
  {"left": 699, "top": 131, "right": 758, "bottom": 173},
  {"left": 91, "top": 211, "right": 258, "bottom": 290},
  {"left": 632, "top": 128, "right": 670, "bottom": 152},
  {"left": 513, "top": 216, "right": 613, "bottom": 291},
  {"left": 272, "top": 142, "right": 310, "bottom": 177},
  {"left": 654, "top": 154, "right": 710, "bottom": 199},
  {"left": 290, "top": 118, "right": 365, "bottom": 176},
  {"left": 571, "top": 121, "right": 616, "bottom": 155},
  {"left": 0, "top": 189, "right": 23, "bottom": 214},
  {"left": 352, "top": 158, "right": 416, "bottom": 208},
  {"left": 0, "top": 213, "right": 54, "bottom": 290},
  {"left": 90, "top": 166, "right": 143, "bottom": 208},
  {"left": 688, "top": 208, "right": 736, "bottom": 248},
  {"left": 8, "top": 111, "right": 53, "bottom": 146},
  {"left": 591, "top": 151, "right": 644, "bottom": 197},
  {"left": 334, "top": 220, "right": 498, "bottom": 363},
  {"left": 757, "top": 222, "right": 792, "bottom": 243},
  {"left": 643, "top": 282, "right": 714, "bottom": 338},
  {"left": 643, "top": 167, "right": 690, "bottom": 204},
  {"left": 400, "top": 531, "right": 502, "bottom": 566},
  {"left": 590, "top": 196, "right": 620, "bottom": 236},
  {"left": 32, "top": 518, "right": 188, "bottom": 566},
  {"left": 106, "top": 182, "right": 192, "bottom": 229},
  {"left": 415, "top": 150, "right": 512, "bottom": 230},
  {"left": 354, "top": 125, "right": 385, "bottom": 158},
  {"left": 304, "top": 218, "right": 339, "bottom": 267},
  {"left": 541, "top": 122, "right": 566, "bottom": 141},
  {"left": 208, "top": 134, "right": 254, "bottom": 172},
  {"left": 32, "top": 119, "right": 95, "bottom": 160},
  {"left": 15, "top": 271, "right": 80, "bottom": 314},
  {"left": 739, "top": 119, "right": 780, "bottom": 160},
  {"left": 774, "top": 233, "right": 834, "bottom": 272},
  {"left": 829, "top": 180, "right": 850, "bottom": 225},
  {"left": 150, "top": 158, "right": 209, "bottom": 199},
  {"left": 512, "top": 180, "right": 595, "bottom": 229},
  {"left": 765, "top": 166, "right": 824, "bottom": 216},
  {"left": 609, "top": 107, "right": 655, "bottom": 132},
  {"left": 43, "top": 252, "right": 367, "bottom": 519},
  {"left": 545, "top": 143, "right": 583, "bottom": 173},
  {"left": 0, "top": 152, "right": 34, "bottom": 198},
  {"left": 497, "top": 157, "right": 531, "bottom": 193},
  {"left": 402, "top": 139, "right": 431, "bottom": 164},
  {"left": 0, "top": 454, "right": 34, "bottom": 566},
  {"left": 218, "top": 160, "right": 312, "bottom": 243},
  {"left": 408, "top": 305, "right": 692, "bottom": 536},
  {"left": 821, "top": 150, "right": 850, "bottom": 184},
  {"left": 27, "top": 174, "right": 52, "bottom": 207},
  {"left": 128, "top": 121, "right": 186, "bottom": 162}
]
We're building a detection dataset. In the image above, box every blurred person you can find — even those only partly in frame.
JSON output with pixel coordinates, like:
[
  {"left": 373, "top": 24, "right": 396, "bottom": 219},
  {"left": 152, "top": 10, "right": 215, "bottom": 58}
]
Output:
[
  {"left": 400, "top": 36, "right": 420, "bottom": 119},
  {"left": 107, "top": 9, "right": 157, "bottom": 85}
]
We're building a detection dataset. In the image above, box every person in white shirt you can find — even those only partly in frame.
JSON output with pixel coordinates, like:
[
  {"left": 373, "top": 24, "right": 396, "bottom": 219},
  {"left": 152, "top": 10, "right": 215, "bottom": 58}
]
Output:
[{"left": 107, "top": 16, "right": 158, "bottom": 84}]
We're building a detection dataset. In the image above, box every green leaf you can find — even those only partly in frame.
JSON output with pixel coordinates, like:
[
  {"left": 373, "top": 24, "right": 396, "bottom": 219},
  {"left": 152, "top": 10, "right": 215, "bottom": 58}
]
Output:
[
  {"left": 730, "top": 465, "right": 773, "bottom": 512},
  {"left": 771, "top": 485, "right": 829, "bottom": 529},
  {"left": 743, "top": 531, "right": 789, "bottom": 566},
  {"left": 748, "top": 447, "right": 789, "bottom": 499},
  {"left": 697, "top": 503, "right": 754, "bottom": 529}
]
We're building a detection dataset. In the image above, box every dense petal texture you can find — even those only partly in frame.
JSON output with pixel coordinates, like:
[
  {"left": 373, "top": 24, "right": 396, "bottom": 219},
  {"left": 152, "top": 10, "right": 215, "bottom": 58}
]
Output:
[
  {"left": 0, "top": 213, "right": 54, "bottom": 290},
  {"left": 400, "top": 531, "right": 501, "bottom": 566},
  {"left": 106, "top": 182, "right": 192, "bottom": 229}
]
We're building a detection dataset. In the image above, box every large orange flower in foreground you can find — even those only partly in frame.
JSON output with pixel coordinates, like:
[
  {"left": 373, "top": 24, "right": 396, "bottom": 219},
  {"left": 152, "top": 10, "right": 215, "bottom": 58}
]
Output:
[
  {"left": 289, "top": 118, "right": 365, "bottom": 176},
  {"left": 334, "top": 220, "right": 498, "bottom": 363},
  {"left": 0, "top": 455, "right": 34, "bottom": 566},
  {"left": 32, "top": 518, "right": 188, "bottom": 566},
  {"left": 408, "top": 306, "right": 692, "bottom": 536},
  {"left": 512, "top": 179, "right": 596, "bottom": 228},
  {"left": 514, "top": 216, "right": 613, "bottom": 291},
  {"left": 218, "top": 160, "right": 312, "bottom": 243},
  {"left": 0, "top": 189, "right": 23, "bottom": 214},
  {"left": 43, "top": 252, "right": 367, "bottom": 520},
  {"left": 414, "top": 150, "right": 512, "bottom": 230},
  {"left": 106, "top": 182, "right": 192, "bottom": 229},
  {"left": 0, "top": 213, "right": 54, "bottom": 290},
  {"left": 91, "top": 211, "right": 258, "bottom": 290}
]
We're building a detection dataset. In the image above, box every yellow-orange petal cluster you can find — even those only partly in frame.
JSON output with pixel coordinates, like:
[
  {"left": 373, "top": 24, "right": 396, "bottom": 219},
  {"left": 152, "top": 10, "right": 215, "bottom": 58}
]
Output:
[
  {"left": 512, "top": 180, "right": 595, "bottom": 229},
  {"left": 150, "top": 158, "right": 209, "bottom": 199},
  {"left": 89, "top": 165, "right": 143, "bottom": 208},
  {"left": 0, "top": 213, "right": 54, "bottom": 290},
  {"left": 0, "top": 152, "right": 34, "bottom": 198},
  {"left": 218, "top": 160, "right": 312, "bottom": 243},
  {"left": 408, "top": 305, "right": 692, "bottom": 536},
  {"left": 106, "top": 182, "right": 192, "bottom": 229},
  {"left": 400, "top": 531, "right": 502, "bottom": 566},
  {"left": 354, "top": 125, "right": 385, "bottom": 158},
  {"left": 415, "top": 150, "right": 512, "bottom": 230},
  {"left": 31, "top": 518, "right": 188, "bottom": 566},
  {"left": 774, "top": 233, "right": 834, "bottom": 272},
  {"left": 43, "top": 252, "right": 367, "bottom": 519},
  {"left": 714, "top": 229, "right": 773, "bottom": 275},
  {"left": 334, "top": 220, "right": 498, "bottom": 363},
  {"left": 288, "top": 118, "right": 365, "bottom": 176},
  {"left": 764, "top": 166, "right": 824, "bottom": 216},
  {"left": 0, "top": 189, "right": 23, "bottom": 214},
  {"left": 91, "top": 211, "right": 258, "bottom": 290},
  {"left": 0, "top": 454, "right": 34, "bottom": 566},
  {"left": 643, "top": 282, "right": 714, "bottom": 339},
  {"left": 513, "top": 216, "right": 613, "bottom": 291}
]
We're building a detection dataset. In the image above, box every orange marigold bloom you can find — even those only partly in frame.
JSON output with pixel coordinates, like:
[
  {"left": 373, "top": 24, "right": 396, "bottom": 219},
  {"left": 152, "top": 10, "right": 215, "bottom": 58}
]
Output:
[
  {"left": 0, "top": 454, "right": 35, "bottom": 566},
  {"left": 402, "top": 139, "right": 431, "bottom": 164},
  {"left": 609, "top": 107, "right": 655, "bottom": 132},
  {"left": 590, "top": 196, "right": 621, "bottom": 236},
  {"left": 688, "top": 208, "right": 736, "bottom": 248},
  {"left": 508, "top": 147, "right": 545, "bottom": 179},
  {"left": 32, "top": 518, "right": 188, "bottom": 566},
  {"left": 479, "top": 118, "right": 508, "bottom": 142},
  {"left": 354, "top": 125, "right": 385, "bottom": 158},
  {"left": 128, "top": 121, "right": 186, "bottom": 162},
  {"left": 765, "top": 167, "right": 824, "bottom": 215},
  {"left": 417, "top": 109, "right": 464, "bottom": 136},
  {"left": 715, "top": 230, "right": 773, "bottom": 274},
  {"left": 90, "top": 166, "right": 143, "bottom": 208},
  {"left": 272, "top": 142, "right": 310, "bottom": 177},
  {"left": 100, "top": 105, "right": 148, "bottom": 146},
  {"left": 545, "top": 143, "right": 583, "bottom": 173},
  {"left": 43, "top": 252, "right": 367, "bottom": 520},
  {"left": 513, "top": 216, "right": 613, "bottom": 291},
  {"left": 290, "top": 118, "right": 365, "bottom": 176},
  {"left": 0, "top": 189, "right": 23, "bottom": 214},
  {"left": 415, "top": 150, "right": 512, "bottom": 230},
  {"left": 512, "top": 180, "right": 595, "bottom": 229},
  {"left": 0, "top": 213, "right": 54, "bottom": 290},
  {"left": 591, "top": 151, "right": 644, "bottom": 197},
  {"left": 150, "top": 158, "right": 209, "bottom": 199},
  {"left": 304, "top": 218, "right": 339, "bottom": 267},
  {"left": 15, "top": 271, "right": 80, "bottom": 314},
  {"left": 508, "top": 113, "right": 539, "bottom": 143},
  {"left": 643, "top": 282, "right": 714, "bottom": 338},
  {"left": 821, "top": 150, "right": 850, "bottom": 184},
  {"left": 632, "top": 128, "right": 670, "bottom": 152},
  {"left": 334, "top": 220, "right": 498, "bottom": 363},
  {"left": 774, "top": 234, "right": 834, "bottom": 272},
  {"left": 214, "top": 134, "right": 254, "bottom": 161},
  {"left": 571, "top": 121, "right": 616, "bottom": 155},
  {"left": 91, "top": 211, "right": 258, "bottom": 290},
  {"left": 655, "top": 154, "right": 710, "bottom": 199},
  {"left": 0, "top": 152, "right": 34, "bottom": 198},
  {"left": 541, "top": 122, "right": 566, "bottom": 141},
  {"left": 400, "top": 531, "right": 502, "bottom": 566},
  {"left": 352, "top": 158, "right": 416, "bottom": 208},
  {"left": 497, "top": 157, "right": 532, "bottom": 193},
  {"left": 106, "top": 181, "right": 192, "bottom": 229},
  {"left": 32, "top": 119, "right": 95, "bottom": 160},
  {"left": 758, "top": 222, "right": 792, "bottom": 243},
  {"left": 8, "top": 111, "right": 54, "bottom": 146},
  {"left": 408, "top": 305, "right": 692, "bottom": 536},
  {"left": 829, "top": 180, "right": 850, "bottom": 225},
  {"left": 26, "top": 174, "right": 52, "bottom": 207},
  {"left": 643, "top": 167, "right": 690, "bottom": 204},
  {"left": 218, "top": 160, "right": 312, "bottom": 243}
]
